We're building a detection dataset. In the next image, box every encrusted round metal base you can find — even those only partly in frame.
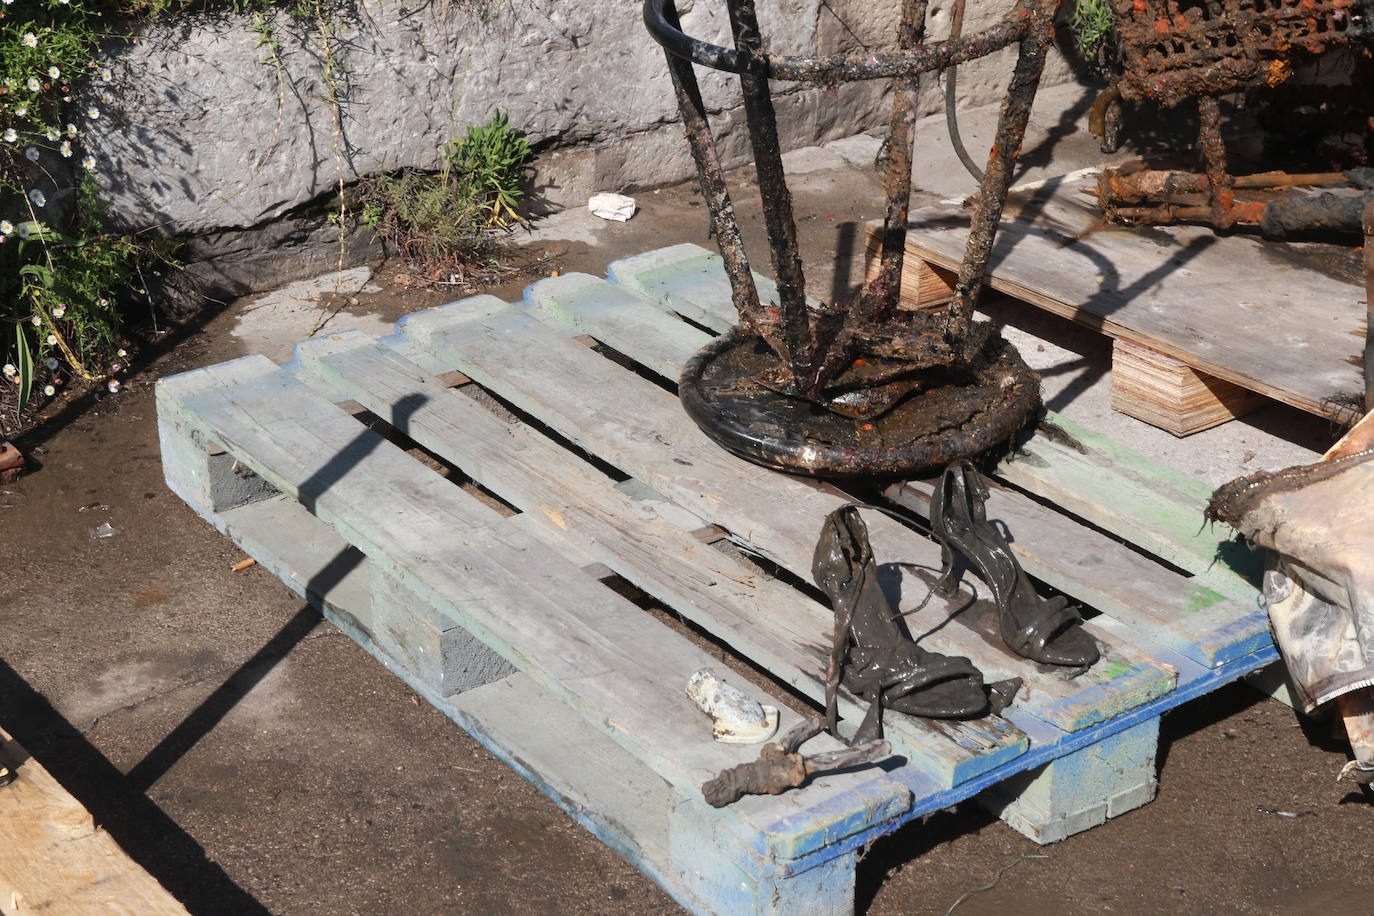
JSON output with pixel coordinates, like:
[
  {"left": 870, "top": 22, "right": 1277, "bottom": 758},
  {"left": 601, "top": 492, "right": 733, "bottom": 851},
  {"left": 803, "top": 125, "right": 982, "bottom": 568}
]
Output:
[{"left": 678, "top": 328, "right": 1041, "bottom": 478}]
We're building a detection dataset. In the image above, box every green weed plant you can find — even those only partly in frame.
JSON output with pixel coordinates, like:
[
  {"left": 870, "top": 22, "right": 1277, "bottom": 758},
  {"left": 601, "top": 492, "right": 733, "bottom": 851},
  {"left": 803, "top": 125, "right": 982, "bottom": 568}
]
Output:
[{"left": 358, "top": 109, "right": 532, "bottom": 277}]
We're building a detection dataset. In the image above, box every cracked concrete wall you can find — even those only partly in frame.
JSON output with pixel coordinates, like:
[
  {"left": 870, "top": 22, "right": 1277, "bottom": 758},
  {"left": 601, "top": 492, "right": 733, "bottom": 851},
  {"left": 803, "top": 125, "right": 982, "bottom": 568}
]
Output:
[{"left": 87, "top": 0, "right": 1076, "bottom": 298}]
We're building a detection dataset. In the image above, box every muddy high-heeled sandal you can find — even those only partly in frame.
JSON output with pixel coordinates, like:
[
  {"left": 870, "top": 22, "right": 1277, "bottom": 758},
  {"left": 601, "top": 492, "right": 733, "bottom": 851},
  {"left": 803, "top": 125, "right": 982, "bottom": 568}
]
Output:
[
  {"left": 813, "top": 505, "right": 996, "bottom": 735},
  {"left": 929, "top": 460, "right": 1099, "bottom": 668}
]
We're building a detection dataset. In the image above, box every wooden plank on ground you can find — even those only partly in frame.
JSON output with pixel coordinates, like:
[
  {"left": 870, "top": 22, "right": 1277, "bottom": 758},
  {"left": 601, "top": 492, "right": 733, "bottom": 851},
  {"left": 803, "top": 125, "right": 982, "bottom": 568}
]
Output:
[
  {"left": 901, "top": 189, "right": 1366, "bottom": 422},
  {"left": 156, "top": 357, "right": 911, "bottom": 844},
  {"left": 0, "top": 727, "right": 189, "bottom": 916}
]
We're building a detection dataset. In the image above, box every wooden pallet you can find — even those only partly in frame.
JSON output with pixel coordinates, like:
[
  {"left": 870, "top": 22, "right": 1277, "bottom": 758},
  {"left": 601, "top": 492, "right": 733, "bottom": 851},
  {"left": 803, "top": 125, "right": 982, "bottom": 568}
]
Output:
[
  {"left": 158, "top": 244, "right": 1278, "bottom": 915},
  {"left": 0, "top": 726, "right": 189, "bottom": 915},
  {"left": 865, "top": 176, "right": 1368, "bottom": 435}
]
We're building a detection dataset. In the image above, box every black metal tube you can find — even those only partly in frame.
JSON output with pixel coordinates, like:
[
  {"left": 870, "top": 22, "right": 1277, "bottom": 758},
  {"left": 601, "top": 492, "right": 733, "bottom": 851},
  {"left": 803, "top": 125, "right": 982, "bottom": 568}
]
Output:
[
  {"left": 948, "top": 3, "right": 1054, "bottom": 340},
  {"left": 655, "top": 0, "right": 768, "bottom": 341},
  {"left": 727, "top": 0, "right": 813, "bottom": 377},
  {"left": 644, "top": 0, "right": 1038, "bottom": 82},
  {"left": 943, "top": 0, "right": 986, "bottom": 183}
]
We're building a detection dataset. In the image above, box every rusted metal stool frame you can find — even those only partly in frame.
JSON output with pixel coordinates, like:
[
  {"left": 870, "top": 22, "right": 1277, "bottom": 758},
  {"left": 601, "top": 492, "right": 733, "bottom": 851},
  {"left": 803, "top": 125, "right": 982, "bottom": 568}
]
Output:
[{"left": 645, "top": 0, "right": 1058, "bottom": 476}]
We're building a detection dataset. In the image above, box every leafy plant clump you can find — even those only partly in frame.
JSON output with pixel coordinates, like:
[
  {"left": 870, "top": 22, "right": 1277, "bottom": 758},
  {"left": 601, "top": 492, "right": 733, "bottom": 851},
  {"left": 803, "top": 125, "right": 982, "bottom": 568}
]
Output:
[
  {"left": 357, "top": 109, "right": 532, "bottom": 283},
  {"left": 1070, "top": 0, "right": 1117, "bottom": 68},
  {"left": 1, "top": 0, "right": 140, "bottom": 424}
]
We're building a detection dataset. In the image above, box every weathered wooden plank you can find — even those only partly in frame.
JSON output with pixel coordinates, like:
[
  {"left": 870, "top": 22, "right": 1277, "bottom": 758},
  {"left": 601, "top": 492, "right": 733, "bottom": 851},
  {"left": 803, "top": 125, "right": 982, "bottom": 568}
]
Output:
[
  {"left": 902, "top": 195, "right": 1366, "bottom": 422},
  {"left": 401, "top": 298, "right": 1175, "bottom": 736},
  {"left": 604, "top": 246, "right": 1266, "bottom": 640},
  {"left": 156, "top": 357, "right": 911, "bottom": 844},
  {"left": 608, "top": 244, "right": 774, "bottom": 331},
  {"left": 526, "top": 274, "right": 1178, "bottom": 726},
  {"left": 886, "top": 479, "right": 1270, "bottom": 668},
  {"left": 291, "top": 329, "right": 1020, "bottom": 784},
  {"left": 0, "top": 727, "right": 190, "bottom": 916},
  {"left": 999, "top": 414, "right": 1262, "bottom": 601},
  {"left": 525, "top": 273, "right": 707, "bottom": 382}
]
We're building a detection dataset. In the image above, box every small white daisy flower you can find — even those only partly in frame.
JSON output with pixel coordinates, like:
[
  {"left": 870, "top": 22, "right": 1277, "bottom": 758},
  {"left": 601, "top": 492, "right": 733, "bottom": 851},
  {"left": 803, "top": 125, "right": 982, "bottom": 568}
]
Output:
[
  {"left": 29, "top": 315, "right": 40, "bottom": 326},
  {"left": 66, "top": 123, "right": 77, "bottom": 137},
  {"left": 45, "top": 333, "right": 57, "bottom": 346},
  {"left": 99, "top": 299, "right": 109, "bottom": 307},
  {"left": 1, "top": 129, "right": 14, "bottom": 143},
  {"left": 52, "top": 303, "right": 65, "bottom": 318},
  {"left": 48, "top": 67, "right": 60, "bottom": 79},
  {"left": 86, "top": 105, "right": 100, "bottom": 119},
  {"left": 2, "top": 364, "right": 15, "bottom": 379},
  {"left": 107, "top": 379, "right": 120, "bottom": 393},
  {"left": 111, "top": 362, "right": 122, "bottom": 373},
  {"left": 0, "top": 220, "right": 11, "bottom": 234},
  {"left": 2, "top": 79, "right": 13, "bottom": 89},
  {"left": 24, "top": 147, "right": 38, "bottom": 162},
  {"left": 117, "top": 348, "right": 127, "bottom": 358},
  {"left": 44, "top": 357, "right": 58, "bottom": 370},
  {"left": 45, "top": 128, "right": 58, "bottom": 141},
  {"left": 100, "top": 91, "right": 112, "bottom": 104},
  {"left": 22, "top": 33, "right": 37, "bottom": 48},
  {"left": 28, "top": 189, "right": 45, "bottom": 207},
  {"left": 43, "top": 384, "right": 55, "bottom": 396},
  {"left": 82, "top": 155, "right": 95, "bottom": 171},
  {"left": 17, "top": 225, "right": 31, "bottom": 239},
  {"left": 100, "top": 68, "right": 112, "bottom": 82},
  {"left": 26, "top": 78, "right": 40, "bottom": 93},
  {"left": 59, "top": 141, "right": 72, "bottom": 158},
  {"left": 15, "top": 105, "right": 28, "bottom": 118}
]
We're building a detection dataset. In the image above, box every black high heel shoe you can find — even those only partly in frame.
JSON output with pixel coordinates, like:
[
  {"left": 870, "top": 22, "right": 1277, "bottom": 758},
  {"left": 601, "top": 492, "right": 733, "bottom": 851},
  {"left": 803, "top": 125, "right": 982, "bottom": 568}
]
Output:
[
  {"left": 929, "top": 460, "right": 1099, "bottom": 668},
  {"left": 813, "top": 505, "right": 997, "bottom": 738}
]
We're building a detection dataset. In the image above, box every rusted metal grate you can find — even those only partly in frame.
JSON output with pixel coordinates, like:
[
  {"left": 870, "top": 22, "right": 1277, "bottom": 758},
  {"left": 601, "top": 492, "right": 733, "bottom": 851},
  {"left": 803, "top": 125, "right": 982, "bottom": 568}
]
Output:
[{"left": 1112, "top": 0, "right": 1374, "bottom": 104}]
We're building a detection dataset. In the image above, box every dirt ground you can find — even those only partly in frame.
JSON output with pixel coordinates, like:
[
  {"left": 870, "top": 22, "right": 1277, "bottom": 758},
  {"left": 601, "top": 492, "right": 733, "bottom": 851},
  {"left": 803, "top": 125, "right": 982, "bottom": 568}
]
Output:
[{"left": 3, "top": 84, "right": 1372, "bottom": 914}]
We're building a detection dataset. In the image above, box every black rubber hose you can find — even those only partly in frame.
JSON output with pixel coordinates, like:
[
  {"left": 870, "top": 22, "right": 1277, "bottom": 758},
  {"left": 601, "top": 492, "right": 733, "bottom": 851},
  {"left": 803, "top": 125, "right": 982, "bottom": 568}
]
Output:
[{"left": 944, "top": 0, "right": 986, "bottom": 183}]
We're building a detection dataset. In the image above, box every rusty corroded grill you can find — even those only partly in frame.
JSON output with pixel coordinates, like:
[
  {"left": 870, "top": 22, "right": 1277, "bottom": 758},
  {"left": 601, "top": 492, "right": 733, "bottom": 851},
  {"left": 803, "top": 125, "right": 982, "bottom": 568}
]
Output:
[
  {"left": 1096, "top": 0, "right": 1374, "bottom": 233},
  {"left": 1112, "top": 0, "right": 1374, "bottom": 106},
  {"left": 644, "top": 0, "right": 1055, "bottom": 477}
]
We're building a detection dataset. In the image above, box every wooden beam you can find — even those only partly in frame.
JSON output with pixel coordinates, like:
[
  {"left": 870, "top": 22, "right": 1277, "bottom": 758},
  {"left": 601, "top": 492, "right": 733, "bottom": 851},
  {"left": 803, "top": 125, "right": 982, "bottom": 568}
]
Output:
[{"left": 0, "top": 727, "right": 189, "bottom": 915}]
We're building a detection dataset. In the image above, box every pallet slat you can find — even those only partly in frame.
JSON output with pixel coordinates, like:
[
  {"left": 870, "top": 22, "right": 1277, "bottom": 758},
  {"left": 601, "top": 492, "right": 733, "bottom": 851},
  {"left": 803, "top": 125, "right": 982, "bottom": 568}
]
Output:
[
  {"left": 398, "top": 301, "right": 1029, "bottom": 786},
  {"left": 520, "top": 273, "right": 1180, "bottom": 731},
  {"left": 156, "top": 356, "right": 909, "bottom": 844}
]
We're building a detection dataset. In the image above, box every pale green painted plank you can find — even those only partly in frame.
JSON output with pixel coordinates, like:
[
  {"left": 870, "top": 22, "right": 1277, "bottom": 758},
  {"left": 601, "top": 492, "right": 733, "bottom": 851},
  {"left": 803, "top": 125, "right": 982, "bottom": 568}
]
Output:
[
  {"left": 525, "top": 274, "right": 1177, "bottom": 729},
  {"left": 999, "top": 414, "right": 1262, "bottom": 601},
  {"left": 526, "top": 273, "right": 709, "bottom": 382},
  {"left": 887, "top": 479, "right": 1270, "bottom": 668},
  {"left": 156, "top": 357, "right": 910, "bottom": 840},
  {"left": 296, "top": 327, "right": 1025, "bottom": 787}
]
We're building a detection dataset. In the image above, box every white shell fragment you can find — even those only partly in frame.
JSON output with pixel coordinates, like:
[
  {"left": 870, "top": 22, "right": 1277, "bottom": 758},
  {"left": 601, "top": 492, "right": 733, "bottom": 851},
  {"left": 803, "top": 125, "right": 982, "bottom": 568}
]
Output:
[
  {"left": 588, "top": 192, "right": 637, "bottom": 222},
  {"left": 685, "top": 668, "right": 779, "bottom": 745}
]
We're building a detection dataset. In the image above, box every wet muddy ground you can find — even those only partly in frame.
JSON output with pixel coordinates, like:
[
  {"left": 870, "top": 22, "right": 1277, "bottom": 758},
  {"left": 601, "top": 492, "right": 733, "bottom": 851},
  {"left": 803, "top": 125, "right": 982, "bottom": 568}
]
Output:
[{"left": 2, "top": 84, "right": 1369, "bottom": 913}]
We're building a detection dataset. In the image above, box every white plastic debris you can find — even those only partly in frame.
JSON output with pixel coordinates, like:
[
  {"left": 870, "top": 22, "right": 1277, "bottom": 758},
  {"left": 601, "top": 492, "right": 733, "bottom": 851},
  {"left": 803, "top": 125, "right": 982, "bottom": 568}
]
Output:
[
  {"left": 686, "top": 668, "right": 779, "bottom": 745},
  {"left": 588, "top": 192, "right": 637, "bottom": 222}
]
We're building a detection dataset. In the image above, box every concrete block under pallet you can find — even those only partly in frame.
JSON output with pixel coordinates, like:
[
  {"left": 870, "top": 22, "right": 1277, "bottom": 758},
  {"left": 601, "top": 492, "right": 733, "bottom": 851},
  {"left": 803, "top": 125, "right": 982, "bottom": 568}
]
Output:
[{"left": 979, "top": 718, "right": 1159, "bottom": 844}]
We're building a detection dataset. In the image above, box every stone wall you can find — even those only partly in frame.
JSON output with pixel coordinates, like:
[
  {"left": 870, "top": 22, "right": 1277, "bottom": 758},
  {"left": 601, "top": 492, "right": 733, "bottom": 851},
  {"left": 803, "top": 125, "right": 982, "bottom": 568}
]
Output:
[{"left": 87, "top": 0, "right": 1075, "bottom": 298}]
